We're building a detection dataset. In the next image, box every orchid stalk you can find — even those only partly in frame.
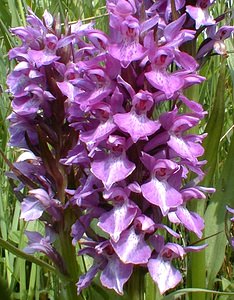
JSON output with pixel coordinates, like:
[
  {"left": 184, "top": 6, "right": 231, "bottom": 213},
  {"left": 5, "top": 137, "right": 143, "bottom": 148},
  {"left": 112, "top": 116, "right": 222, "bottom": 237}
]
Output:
[{"left": 6, "top": 1, "right": 234, "bottom": 299}]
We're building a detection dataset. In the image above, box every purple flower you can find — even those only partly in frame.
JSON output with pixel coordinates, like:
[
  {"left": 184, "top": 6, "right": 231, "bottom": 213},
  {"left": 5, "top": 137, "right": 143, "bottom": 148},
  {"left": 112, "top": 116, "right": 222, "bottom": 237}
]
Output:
[
  {"left": 113, "top": 90, "right": 160, "bottom": 142},
  {"left": 145, "top": 48, "right": 185, "bottom": 99},
  {"left": 159, "top": 108, "right": 206, "bottom": 164},
  {"left": 24, "top": 228, "right": 67, "bottom": 275},
  {"left": 98, "top": 192, "right": 139, "bottom": 242},
  {"left": 186, "top": 0, "right": 215, "bottom": 29},
  {"left": 21, "top": 188, "right": 62, "bottom": 221},
  {"left": 148, "top": 235, "right": 185, "bottom": 294},
  {"left": 91, "top": 135, "right": 136, "bottom": 190},
  {"left": 110, "top": 215, "right": 154, "bottom": 264},
  {"left": 197, "top": 25, "right": 234, "bottom": 58},
  {"left": 77, "top": 241, "right": 133, "bottom": 295},
  {"left": 80, "top": 103, "right": 117, "bottom": 150},
  {"left": 108, "top": 15, "right": 147, "bottom": 67},
  {"left": 148, "top": 235, "right": 206, "bottom": 294},
  {"left": 168, "top": 206, "right": 205, "bottom": 238},
  {"left": 141, "top": 154, "right": 183, "bottom": 216}
]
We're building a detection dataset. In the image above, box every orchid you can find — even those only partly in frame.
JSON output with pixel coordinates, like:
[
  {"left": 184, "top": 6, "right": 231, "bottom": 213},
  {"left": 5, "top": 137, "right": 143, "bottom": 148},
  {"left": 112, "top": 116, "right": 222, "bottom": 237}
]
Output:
[{"left": 6, "top": 1, "right": 233, "bottom": 299}]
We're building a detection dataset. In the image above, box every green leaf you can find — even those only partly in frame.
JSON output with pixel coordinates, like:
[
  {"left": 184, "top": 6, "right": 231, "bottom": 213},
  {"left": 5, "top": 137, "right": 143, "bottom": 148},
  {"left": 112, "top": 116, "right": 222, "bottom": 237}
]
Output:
[
  {"left": 0, "top": 276, "right": 11, "bottom": 300},
  {"left": 162, "top": 288, "right": 234, "bottom": 300},
  {"left": 205, "top": 130, "right": 234, "bottom": 289},
  {"left": 0, "top": 237, "right": 56, "bottom": 273},
  {"left": 226, "top": 39, "right": 234, "bottom": 88},
  {"left": 202, "top": 58, "right": 226, "bottom": 187}
]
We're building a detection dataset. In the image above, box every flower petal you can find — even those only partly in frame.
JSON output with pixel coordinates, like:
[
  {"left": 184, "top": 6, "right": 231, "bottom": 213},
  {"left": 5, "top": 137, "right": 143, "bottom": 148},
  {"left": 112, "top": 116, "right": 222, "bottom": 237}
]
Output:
[
  {"left": 114, "top": 111, "right": 160, "bottom": 142},
  {"left": 148, "top": 257, "right": 182, "bottom": 294},
  {"left": 141, "top": 177, "right": 183, "bottom": 216},
  {"left": 100, "top": 255, "right": 133, "bottom": 295},
  {"left": 111, "top": 227, "right": 151, "bottom": 264},
  {"left": 91, "top": 153, "right": 136, "bottom": 190},
  {"left": 98, "top": 200, "right": 138, "bottom": 242},
  {"left": 145, "top": 70, "right": 184, "bottom": 99}
]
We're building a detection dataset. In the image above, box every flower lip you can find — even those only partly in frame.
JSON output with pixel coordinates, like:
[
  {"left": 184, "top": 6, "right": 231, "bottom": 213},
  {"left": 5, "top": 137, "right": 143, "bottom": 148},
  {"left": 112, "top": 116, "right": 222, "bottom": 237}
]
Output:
[
  {"left": 45, "top": 33, "right": 58, "bottom": 50},
  {"left": 132, "top": 90, "right": 154, "bottom": 113},
  {"left": 151, "top": 48, "right": 174, "bottom": 68},
  {"left": 121, "top": 16, "right": 139, "bottom": 38},
  {"left": 91, "top": 104, "right": 111, "bottom": 122},
  {"left": 107, "top": 135, "right": 126, "bottom": 153},
  {"left": 153, "top": 159, "right": 179, "bottom": 180}
]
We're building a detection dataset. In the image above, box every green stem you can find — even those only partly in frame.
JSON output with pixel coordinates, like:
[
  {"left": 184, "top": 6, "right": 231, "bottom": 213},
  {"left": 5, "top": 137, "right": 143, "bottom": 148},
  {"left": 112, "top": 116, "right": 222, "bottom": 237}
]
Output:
[
  {"left": 16, "top": 0, "right": 26, "bottom": 26},
  {"left": 58, "top": 208, "right": 81, "bottom": 300},
  {"left": 187, "top": 233, "right": 206, "bottom": 300},
  {"left": 127, "top": 267, "right": 145, "bottom": 300},
  {"left": 145, "top": 273, "right": 162, "bottom": 300}
]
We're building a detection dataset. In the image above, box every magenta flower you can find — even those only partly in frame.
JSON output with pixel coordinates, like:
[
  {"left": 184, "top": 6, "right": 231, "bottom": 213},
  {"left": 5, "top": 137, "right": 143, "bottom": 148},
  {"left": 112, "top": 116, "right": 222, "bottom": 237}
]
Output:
[
  {"left": 24, "top": 228, "right": 67, "bottom": 275},
  {"left": 186, "top": 0, "right": 215, "bottom": 29},
  {"left": 141, "top": 155, "right": 183, "bottom": 216},
  {"left": 21, "top": 188, "right": 62, "bottom": 221},
  {"left": 197, "top": 25, "right": 234, "bottom": 58},
  {"left": 114, "top": 90, "right": 160, "bottom": 142},
  {"left": 108, "top": 15, "right": 147, "bottom": 67},
  {"left": 77, "top": 241, "right": 133, "bottom": 295},
  {"left": 91, "top": 135, "right": 136, "bottom": 190}
]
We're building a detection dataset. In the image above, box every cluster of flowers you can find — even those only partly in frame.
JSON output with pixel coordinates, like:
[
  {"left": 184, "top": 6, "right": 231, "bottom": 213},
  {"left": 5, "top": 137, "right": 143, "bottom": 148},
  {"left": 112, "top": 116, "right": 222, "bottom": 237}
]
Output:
[{"left": 6, "top": 0, "right": 233, "bottom": 296}]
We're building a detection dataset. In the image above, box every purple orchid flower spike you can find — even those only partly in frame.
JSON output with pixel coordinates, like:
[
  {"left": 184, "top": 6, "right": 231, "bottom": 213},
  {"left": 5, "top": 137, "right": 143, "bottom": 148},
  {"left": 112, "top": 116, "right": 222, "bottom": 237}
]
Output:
[
  {"left": 6, "top": 1, "right": 227, "bottom": 297},
  {"left": 141, "top": 153, "right": 183, "bottom": 216},
  {"left": 114, "top": 90, "right": 160, "bottom": 143},
  {"left": 91, "top": 135, "right": 136, "bottom": 190},
  {"left": 186, "top": 0, "right": 215, "bottom": 29}
]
